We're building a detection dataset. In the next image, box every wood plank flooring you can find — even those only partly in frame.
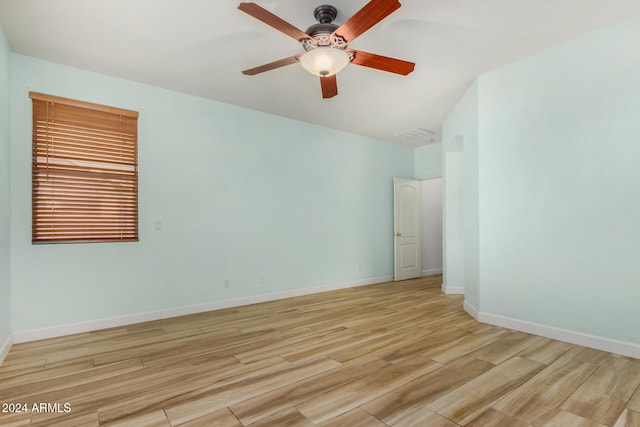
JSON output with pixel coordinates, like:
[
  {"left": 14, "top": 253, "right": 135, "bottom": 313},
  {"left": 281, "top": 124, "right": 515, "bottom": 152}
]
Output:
[{"left": 1, "top": 275, "right": 640, "bottom": 426}]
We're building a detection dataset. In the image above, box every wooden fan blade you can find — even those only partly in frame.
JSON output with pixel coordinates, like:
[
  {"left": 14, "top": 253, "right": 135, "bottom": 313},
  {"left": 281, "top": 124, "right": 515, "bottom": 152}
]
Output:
[
  {"left": 242, "top": 55, "right": 300, "bottom": 75},
  {"left": 238, "top": 3, "right": 314, "bottom": 43},
  {"left": 332, "top": 0, "right": 401, "bottom": 44},
  {"left": 348, "top": 49, "right": 415, "bottom": 75},
  {"left": 320, "top": 75, "right": 338, "bottom": 99}
]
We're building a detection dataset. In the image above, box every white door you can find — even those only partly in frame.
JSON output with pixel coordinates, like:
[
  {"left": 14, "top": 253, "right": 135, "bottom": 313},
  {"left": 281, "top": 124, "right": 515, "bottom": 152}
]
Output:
[{"left": 394, "top": 177, "right": 422, "bottom": 281}]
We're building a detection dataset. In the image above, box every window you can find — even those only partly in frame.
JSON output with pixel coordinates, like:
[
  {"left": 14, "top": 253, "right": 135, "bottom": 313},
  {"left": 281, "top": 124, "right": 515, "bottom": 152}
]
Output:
[{"left": 30, "top": 92, "right": 139, "bottom": 243}]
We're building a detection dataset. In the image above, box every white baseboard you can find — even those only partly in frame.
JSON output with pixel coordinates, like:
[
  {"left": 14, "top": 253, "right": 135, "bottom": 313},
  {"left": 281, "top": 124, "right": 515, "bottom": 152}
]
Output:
[
  {"left": 161, "top": 275, "right": 393, "bottom": 319},
  {"left": 463, "top": 301, "right": 479, "bottom": 320},
  {"left": 442, "top": 283, "right": 465, "bottom": 295},
  {"left": 466, "top": 304, "right": 640, "bottom": 360},
  {"left": 12, "top": 275, "right": 393, "bottom": 344},
  {"left": 0, "top": 333, "right": 13, "bottom": 366},
  {"left": 422, "top": 268, "right": 443, "bottom": 276},
  {"left": 13, "top": 311, "right": 163, "bottom": 344}
]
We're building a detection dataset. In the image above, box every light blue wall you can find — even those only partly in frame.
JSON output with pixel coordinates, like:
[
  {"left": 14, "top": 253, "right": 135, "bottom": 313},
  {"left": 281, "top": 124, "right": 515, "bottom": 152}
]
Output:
[
  {"left": 9, "top": 54, "right": 413, "bottom": 332},
  {"left": 0, "top": 25, "right": 12, "bottom": 349},
  {"left": 414, "top": 142, "right": 442, "bottom": 179},
  {"left": 442, "top": 81, "right": 479, "bottom": 306},
  {"left": 446, "top": 15, "right": 640, "bottom": 344}
]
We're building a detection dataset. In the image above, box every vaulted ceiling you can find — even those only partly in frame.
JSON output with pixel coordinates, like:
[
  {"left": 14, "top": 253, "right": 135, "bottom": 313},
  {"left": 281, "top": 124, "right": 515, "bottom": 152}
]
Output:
[{"left": 1, "top": 0, "right": 640, "bottom": 146}]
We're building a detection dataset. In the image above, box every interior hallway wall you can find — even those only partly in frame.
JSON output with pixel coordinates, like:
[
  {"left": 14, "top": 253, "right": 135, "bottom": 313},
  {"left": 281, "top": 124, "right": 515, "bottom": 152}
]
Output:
[
  {"left": 420, "top": 178, "right": 442, "bottom": 277},
  {"left": 477, "top": 14, "right": 640, "bottom": 346},
  {"left": 444, "top": 14, "right": 640, "bottom": 355}
]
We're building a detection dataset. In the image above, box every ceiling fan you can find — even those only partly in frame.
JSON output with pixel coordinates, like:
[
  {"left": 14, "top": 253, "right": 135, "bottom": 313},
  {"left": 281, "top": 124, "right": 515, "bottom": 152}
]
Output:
[{"left": 238, "top": 0, "right": 415, "bottom": 99}]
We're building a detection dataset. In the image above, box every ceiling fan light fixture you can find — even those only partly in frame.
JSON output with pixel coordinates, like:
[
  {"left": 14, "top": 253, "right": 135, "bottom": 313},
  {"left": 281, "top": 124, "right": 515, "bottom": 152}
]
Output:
[{"left": 299, "top": 47, "right": 350, "bottom": 77}]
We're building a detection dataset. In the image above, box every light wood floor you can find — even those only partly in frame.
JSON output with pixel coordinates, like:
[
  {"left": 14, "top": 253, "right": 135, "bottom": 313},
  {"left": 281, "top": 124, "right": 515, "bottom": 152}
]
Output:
[{"left": 1, "top": 275, "right": 640, "bottom": 427}]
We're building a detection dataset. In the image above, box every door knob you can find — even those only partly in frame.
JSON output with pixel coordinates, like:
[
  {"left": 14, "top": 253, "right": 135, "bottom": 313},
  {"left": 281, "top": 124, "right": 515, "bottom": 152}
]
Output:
[{"left": 395, "top": 232, "right": 401, "bottom": 236}]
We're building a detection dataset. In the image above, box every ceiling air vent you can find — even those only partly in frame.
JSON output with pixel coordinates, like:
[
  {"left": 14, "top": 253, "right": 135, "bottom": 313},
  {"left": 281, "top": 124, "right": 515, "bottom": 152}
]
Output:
[{"left": 393, "top": 127, "right": 437, "bottom": 146}]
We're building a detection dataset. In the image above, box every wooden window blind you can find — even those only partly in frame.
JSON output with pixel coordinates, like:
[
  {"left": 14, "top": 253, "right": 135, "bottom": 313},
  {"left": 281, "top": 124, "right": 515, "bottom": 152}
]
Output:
[{"left": 30, "top": 92, "right": 139, "bottom": 243}]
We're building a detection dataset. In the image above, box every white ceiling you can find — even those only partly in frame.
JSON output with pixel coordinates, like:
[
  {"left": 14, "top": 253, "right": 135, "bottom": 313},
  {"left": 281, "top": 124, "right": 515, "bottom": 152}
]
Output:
[{"left": 1, "top": 0, "right": 640, "bottom": 146}]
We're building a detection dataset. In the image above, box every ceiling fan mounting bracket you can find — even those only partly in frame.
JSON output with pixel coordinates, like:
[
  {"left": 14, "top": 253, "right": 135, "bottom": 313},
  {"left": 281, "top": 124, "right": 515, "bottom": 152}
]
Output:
[{"left": 313, "top": 5, "right": 338, "bottom": 24}]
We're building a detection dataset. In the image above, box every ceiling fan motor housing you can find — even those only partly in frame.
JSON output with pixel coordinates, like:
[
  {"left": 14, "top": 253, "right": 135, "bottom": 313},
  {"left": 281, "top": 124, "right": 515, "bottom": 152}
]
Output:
[{"left": 304, "top": 5, "right": 348, "bottom": 49}]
